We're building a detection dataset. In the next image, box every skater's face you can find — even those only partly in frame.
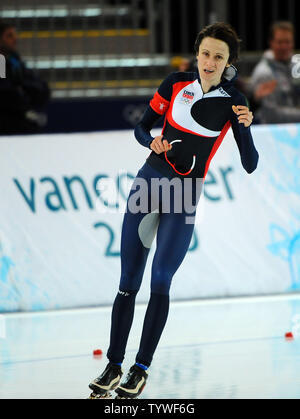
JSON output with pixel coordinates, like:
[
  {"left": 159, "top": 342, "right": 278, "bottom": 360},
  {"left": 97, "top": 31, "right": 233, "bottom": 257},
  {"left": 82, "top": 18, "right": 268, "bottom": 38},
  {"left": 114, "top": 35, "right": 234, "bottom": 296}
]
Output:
[
  {"left": 0, "top": 27, "right": 18, "bottom": 53},
  {"left": 196, "top": 37, "right": 230, "bottom": 87},
  {"left": 270, "top": 29, "right": 294, "bottom": 62}
]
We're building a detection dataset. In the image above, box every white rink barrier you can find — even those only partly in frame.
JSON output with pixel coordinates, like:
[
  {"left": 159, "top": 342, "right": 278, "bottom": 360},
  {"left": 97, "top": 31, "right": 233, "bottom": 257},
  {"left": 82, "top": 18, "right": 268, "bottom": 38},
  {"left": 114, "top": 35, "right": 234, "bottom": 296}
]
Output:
[{"left": 1, "top": 124, "right": 300, "bottom": 312}]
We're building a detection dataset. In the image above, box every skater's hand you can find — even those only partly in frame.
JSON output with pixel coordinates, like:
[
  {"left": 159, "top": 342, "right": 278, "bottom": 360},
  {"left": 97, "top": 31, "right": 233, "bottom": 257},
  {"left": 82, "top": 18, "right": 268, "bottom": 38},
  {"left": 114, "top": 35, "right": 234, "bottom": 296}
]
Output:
[
  {"left": 150, "top": 135, "right": 172, "bottom": 154},
  {"left": 254, "top": 79, "right": 277, "bottom": 101},
  {"left": 232, "top": 105, "right": 253, "bottom": 128}
]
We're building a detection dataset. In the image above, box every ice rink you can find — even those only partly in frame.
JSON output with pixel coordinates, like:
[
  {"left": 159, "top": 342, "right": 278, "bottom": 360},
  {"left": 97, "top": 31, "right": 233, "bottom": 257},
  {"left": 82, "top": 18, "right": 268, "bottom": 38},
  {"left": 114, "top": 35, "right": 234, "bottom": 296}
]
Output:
[{"left": 1, "top": 293, "right": 300, "bottom": 399}]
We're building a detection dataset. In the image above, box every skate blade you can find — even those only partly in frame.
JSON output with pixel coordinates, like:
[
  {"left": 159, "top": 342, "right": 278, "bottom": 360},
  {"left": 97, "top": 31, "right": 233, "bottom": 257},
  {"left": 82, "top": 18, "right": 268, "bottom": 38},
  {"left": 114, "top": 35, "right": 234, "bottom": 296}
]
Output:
[
  {"left": 115, "top": 395, "right": 139, "bottom": 399},
  {"left": 89, "top": 391, "right": 112, "bottom": 399}
]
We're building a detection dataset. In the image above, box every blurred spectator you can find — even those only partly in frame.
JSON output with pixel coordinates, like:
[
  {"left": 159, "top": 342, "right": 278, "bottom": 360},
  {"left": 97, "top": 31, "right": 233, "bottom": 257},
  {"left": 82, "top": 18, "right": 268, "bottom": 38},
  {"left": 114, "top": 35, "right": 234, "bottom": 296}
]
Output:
[
  {"left": 250, "top": 21, "right": 300, "bottom": 124},
  {"left": 178, "top": 57, "right": 195, "bottom": 72},
  {"left": 171, "top": 56, "right": 196, "bottom": 72},
  {"left": 0, "top": 21, "right": 50, "bottom": 135}
]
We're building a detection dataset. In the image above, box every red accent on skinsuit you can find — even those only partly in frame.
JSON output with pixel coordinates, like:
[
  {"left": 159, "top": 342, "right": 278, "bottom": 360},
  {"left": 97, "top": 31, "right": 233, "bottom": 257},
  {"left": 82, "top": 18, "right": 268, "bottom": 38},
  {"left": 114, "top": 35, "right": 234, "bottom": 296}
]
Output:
[
  {"left": 164, "top": 151, "right": 196, "bottom": 176},
  {"left": 165, "top": 81, "right": 212, "bottom": 139},
  {"left": 160, "top": 80, "right": 224, "bottom": 176},
  {"left": 150, "top": 92, "right": 170, "bottom": 115},
  {"left": 203, "top": 120, "right": 232, "bottom": 180}
]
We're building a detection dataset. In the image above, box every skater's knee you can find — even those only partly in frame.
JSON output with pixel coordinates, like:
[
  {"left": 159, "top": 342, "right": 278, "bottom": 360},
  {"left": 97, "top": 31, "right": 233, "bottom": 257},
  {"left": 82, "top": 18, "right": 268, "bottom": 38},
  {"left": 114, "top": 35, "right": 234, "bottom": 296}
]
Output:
[
  {"left": 120, "top": 272, "right": 143, "bottom": 292},
  {"left": 150, "top": 268, "right": 172, "bottom": 295},
  {"left": 117, "top": 288, "right": 139, "bottom": 298},
  {"left": 151, "top": 281, "right": 172, "bottom": 295}
]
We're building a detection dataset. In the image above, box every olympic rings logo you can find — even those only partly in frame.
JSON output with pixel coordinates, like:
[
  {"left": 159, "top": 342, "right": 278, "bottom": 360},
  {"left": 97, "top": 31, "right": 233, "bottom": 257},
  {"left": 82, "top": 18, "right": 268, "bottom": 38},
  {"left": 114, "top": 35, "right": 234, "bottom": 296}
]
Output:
[{"left": 180, "top": 98, "right": 192, "bottom": 105}]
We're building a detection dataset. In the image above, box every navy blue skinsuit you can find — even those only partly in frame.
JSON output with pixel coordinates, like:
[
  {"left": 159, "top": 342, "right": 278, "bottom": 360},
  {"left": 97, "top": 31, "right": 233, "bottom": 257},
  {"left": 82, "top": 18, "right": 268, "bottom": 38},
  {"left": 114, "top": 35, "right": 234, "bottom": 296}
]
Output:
[{"left": 107, "top": 67, "right": 259, "bottom": 367}]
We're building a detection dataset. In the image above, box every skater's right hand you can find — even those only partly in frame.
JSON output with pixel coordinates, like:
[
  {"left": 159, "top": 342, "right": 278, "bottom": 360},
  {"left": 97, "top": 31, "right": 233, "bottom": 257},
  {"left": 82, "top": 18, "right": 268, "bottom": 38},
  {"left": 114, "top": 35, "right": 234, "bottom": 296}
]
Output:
[{"left": 150, "top": 135, "right": 172, "bottom": 155}]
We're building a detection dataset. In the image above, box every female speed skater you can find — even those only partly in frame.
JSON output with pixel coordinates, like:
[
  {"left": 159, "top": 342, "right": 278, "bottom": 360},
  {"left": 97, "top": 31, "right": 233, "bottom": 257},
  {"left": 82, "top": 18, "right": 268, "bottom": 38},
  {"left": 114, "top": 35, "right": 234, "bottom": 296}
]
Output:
[{"left": 88, "top": 22, "right": 259, "bottom": 399}]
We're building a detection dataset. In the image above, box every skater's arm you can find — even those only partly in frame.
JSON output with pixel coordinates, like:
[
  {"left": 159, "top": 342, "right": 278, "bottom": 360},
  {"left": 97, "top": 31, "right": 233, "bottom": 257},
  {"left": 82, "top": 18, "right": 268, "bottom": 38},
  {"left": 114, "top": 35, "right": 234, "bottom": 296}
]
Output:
[
  {"left": 134, "top": 73, "right": 174, "bottom": 149},
  {"left": 231, "top": 95, "right": 259, "bottom": 174},
  {"left": 134, "top": 106, "right": 164, "bottom": 149}
]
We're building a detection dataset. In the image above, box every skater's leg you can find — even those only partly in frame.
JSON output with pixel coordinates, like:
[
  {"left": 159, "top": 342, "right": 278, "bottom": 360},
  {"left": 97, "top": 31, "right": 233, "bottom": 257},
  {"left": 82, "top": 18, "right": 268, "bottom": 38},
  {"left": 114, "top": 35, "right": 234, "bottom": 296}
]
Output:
[
  {"left": 107, "top": 164, "right": 160, "bottom": 364},
  {"left": 136, "top": 178, "right": 201, "bottom": 367},
  {"left": 115, "top": 210, "right": 197, "bottom": 398},
  {"left": 135, "top": 212, "right": 195, "bottom": 366},
  {"left": 107, "top": 288, "right": 139, "bottom": 364}
]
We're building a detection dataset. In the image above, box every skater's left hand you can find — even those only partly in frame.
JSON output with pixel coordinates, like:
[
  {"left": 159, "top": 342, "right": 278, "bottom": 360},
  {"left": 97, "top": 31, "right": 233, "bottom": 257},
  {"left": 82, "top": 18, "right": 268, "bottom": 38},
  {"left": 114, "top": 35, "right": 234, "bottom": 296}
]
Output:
[{"left": 232, "top": 105, "right": 253, "bottom": 128}]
